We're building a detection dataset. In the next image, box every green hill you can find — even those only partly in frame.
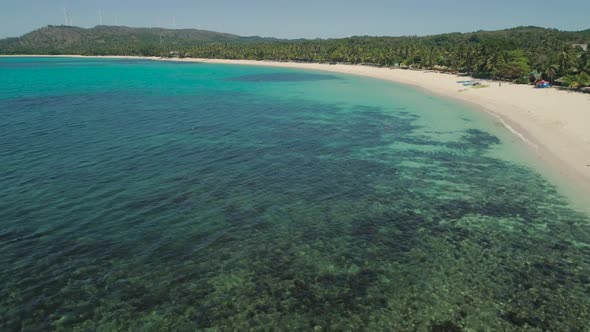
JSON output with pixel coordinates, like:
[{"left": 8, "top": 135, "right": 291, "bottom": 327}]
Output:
[
  {"left": 1, "top": 25, "right": 588, "bottom": 86},
  {"left": 0, "top": 25, "right": 267, "bottom": 55}
]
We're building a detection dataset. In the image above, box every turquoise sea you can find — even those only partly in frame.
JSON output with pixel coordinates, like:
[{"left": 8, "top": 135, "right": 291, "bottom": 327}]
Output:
[{"left": 1, "top": 57, "right": 590, "bottom": 331}]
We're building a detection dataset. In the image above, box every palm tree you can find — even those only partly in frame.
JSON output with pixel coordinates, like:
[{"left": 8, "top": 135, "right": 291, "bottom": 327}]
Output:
[
  {"left": 558, "top": 45, "right": 577, "bottom": 75},
  {"left": 447, "top": 45, "right": 462, "bottom": 71},
  {"left": 484, "top": 52, "right": 501, "bottom": 77},
  {"left": 581, "top": 49, "right": 590, "bottom": 74},
  {"left": 545, "top": 64, "right": 559, "bottom": 83}
]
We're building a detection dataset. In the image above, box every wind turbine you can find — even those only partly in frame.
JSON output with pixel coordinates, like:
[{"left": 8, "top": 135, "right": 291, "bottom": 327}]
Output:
[
  {"left": 99, "top": 9, "right": 103, "bottom": 25},
  {"left": 63, "top": 8, "right": 73, "bottom": 26}
]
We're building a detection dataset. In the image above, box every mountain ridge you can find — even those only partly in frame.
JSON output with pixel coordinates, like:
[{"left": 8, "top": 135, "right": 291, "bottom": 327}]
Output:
[
  {"left": 0, "top": 25, "right": 275, "bottom": 55},
  {"left": 2, "top": 25, "right": 589, "bottom": 51}
]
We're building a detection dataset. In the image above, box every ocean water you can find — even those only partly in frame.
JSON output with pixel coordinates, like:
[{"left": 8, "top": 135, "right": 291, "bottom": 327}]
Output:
[{"left": 1, "top": 57, "right": 589, "bottom": 331}]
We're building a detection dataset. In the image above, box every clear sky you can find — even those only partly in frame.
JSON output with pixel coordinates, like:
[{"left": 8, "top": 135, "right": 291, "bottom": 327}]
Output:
[{"left": 1, "top": 0, "right": 589, "bottom": 39}]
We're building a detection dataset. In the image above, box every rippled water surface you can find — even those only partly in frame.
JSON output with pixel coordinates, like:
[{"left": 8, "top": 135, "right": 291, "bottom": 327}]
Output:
[{"left": 1, "top": 57, "right": 589, "bottom": 331}]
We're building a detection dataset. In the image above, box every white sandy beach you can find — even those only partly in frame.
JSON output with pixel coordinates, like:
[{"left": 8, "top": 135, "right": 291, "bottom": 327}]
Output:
[{"left": 3, "top": 55, "right": 590, "bottom": 203}]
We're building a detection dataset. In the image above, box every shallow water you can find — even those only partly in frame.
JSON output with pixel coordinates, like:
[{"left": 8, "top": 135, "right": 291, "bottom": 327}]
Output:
[{"left": 1, "top": 57, "right": 589, "bottom": 331}]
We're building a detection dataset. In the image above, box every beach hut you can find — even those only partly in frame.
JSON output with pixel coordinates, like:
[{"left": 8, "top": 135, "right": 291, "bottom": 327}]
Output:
[{"left": 535, "top": 80, "right": 551, "bottom": 88}]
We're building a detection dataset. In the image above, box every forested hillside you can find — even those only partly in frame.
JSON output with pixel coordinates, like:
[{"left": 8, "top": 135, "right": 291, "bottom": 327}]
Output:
[
  {"left": 0, "top": 25, "right": 269, "bottom": 55},
  {"left": 1, "top": 25, "right": 589, "bottom": 86}
]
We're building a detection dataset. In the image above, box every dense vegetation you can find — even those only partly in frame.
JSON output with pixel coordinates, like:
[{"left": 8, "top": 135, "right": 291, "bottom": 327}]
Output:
[
  {"left": 1, "top": 25, "right": 589, "bottom": 87},
  {"left": 0, "top": 25, "right": 272, "bottom": 56}
]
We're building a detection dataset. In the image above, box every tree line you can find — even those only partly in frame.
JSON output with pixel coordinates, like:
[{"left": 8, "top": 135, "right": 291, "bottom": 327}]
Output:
[
  {"left": 2, "top": 26, "right": 589, "bottom": 88},
  {"left": 183, "top": 30, "right": 589, "bottom": 88}
]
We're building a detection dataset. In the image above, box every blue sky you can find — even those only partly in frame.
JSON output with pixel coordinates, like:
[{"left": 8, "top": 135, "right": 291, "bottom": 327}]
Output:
[{"left": 1, "top": 0, "right": 589, "bottom": 39}]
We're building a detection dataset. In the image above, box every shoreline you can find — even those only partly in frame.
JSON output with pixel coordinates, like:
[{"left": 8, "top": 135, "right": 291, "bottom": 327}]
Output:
[{"left": 3, "top": 55, "right": 590, "bottom": 209}]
